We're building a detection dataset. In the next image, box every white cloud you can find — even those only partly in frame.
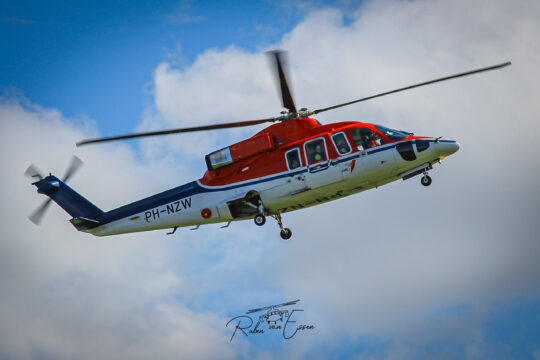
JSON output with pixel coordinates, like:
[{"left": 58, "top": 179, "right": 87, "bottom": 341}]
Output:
[{"left": 0, "top": 98, "right": 245, "bottom": 359}]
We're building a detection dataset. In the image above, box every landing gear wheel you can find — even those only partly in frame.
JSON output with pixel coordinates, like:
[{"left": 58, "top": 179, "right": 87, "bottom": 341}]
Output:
[
  {"left": 254, "top": 214, "right": 266, "bottom": 226},
  {"left": 421, "top": 175, "right": 432, "bottom": 187},
  {"left": 280, "top": 228, "right": 292, "bottom": 240},
  {"left": 271, "top": 212, "right": 292, "bottom": 240}
]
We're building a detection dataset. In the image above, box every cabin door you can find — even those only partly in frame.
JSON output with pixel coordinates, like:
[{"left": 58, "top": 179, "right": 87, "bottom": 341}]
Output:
[{"left": 304, "top": 138, "right": 343, "bottom": 189}]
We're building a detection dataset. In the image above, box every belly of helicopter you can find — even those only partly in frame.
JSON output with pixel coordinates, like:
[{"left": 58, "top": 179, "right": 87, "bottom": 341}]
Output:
[{"left": 264, "top": 144, "right": 436, "bottom": 213}]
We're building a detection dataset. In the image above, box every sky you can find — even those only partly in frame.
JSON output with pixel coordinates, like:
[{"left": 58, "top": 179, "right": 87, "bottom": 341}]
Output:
[{"left": 1, "top": 0, "right": 540, "bottom": 359}]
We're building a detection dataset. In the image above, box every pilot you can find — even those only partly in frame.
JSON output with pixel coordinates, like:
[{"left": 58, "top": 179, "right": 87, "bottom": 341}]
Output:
[
  {"left": 363, "top": 135, "right": 376, "bottom": 149},
  {"left": 369, "top": 133, "right": 381, "bottom": 148},
  {"left": 310, "top": 143, "right": 325, "bottom": 162}
]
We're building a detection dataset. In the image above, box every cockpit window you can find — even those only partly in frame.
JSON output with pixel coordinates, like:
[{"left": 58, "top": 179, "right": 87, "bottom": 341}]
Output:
[
  {"left": 374, "top": 125, "right": 408, "bottom": 141},
  {"left": 350, "top": 128, "right": 385, "bottom": 150},
  {"left": 306, "top": 139, "right": 327, "bottom": 164},
  {"left": 332, "top": 132, "right": 351, "bottom": 155}
]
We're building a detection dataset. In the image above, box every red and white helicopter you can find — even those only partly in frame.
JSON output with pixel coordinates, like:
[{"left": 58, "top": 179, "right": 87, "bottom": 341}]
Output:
[{"left": 26, "top": 51, "right": 510, "bottom": 239}]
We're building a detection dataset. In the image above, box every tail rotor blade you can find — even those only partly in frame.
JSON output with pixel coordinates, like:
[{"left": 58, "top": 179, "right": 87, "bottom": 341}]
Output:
[
  {"left": 24, "top": 164, "right": 44, "bottom": 180},
  {"left": 62, "top": 156, "right": 83, "bottom": 182},
  {"left": 28, "top": 199, "right": 52, "bottom": 225}
]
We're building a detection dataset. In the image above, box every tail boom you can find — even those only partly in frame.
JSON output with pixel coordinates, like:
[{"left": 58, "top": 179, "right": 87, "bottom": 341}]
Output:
[{"left": 32, "top": 175, "right": 104, "bottom": 230}]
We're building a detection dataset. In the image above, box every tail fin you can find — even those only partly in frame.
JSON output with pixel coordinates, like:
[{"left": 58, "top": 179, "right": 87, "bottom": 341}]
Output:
[{"left": 32, "top": 175, "right": 104, "bottom": 230}]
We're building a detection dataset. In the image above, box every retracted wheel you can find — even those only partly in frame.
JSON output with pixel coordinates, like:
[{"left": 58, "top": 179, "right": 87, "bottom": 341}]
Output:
[
  {"left": 280, "top": 228, "right": 292, "bottom": 240},
  {"left": 254, "top": 214, "right": 266, "bottom": 226},
  {"left": 421, "top": 174, "right": 432, "bottom": 186}
]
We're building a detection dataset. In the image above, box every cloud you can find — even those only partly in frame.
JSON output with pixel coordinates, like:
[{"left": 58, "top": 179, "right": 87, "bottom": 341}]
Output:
[
  {"left": 0, "top": 97, "right": 244, "bottom": 359},
  {"left": 2, "top": 0, "right": 540, "bottom": 358},
  {"left": 164, "top": 2, "right": 205, "bottom": 24}
]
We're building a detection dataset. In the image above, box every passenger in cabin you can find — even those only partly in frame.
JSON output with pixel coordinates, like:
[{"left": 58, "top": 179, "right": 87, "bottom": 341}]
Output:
[
  {"left": 307, "top": 140, "right": 326, "bottom": 163},
  {"left": 310, "top": 143, "right": 326, "bottom": 162},
  {"left": 287, "top": 150, "right": 301, "bottom": 169},
  {"left": 334, "top": 135, "right": 350, "bottom": 154}
]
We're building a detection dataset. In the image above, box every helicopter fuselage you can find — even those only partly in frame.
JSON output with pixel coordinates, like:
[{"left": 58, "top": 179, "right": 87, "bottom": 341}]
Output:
[{"left": 80, "top": 118, "right": 459, "bottom": 236}]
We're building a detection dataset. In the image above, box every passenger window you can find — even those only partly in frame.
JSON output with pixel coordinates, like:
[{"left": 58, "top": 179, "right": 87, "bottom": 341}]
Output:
[
  {"left": 350, "top": 128, "right": 385, "bottom": 150},
  {"left": 286, "top": 149, "right": 301, "bottom": 170},
  {"left": 306, "top": 139, "right": 327, "bottom": 164},
  {"left": 332, "top": 133, "right": 351, "bottom": 155}
]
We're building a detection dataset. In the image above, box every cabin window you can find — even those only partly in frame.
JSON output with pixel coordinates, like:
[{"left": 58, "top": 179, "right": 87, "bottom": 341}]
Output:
[
  {"left": 206, "top": 146, "right": 234, "bottom": 170},
  {"left": 374, "top": 125, "right": 408, "bottom": 141},
  {"left": 305, "top": 139, "right": 327, "bottom": 164},
  {"left": 331, "top": 132, "right": 351, "bottom": 155},
  {"left": 350, "top": 128, "right": 385, "bottom": 150},
  {"left": 285, "top": 148, "right": 301, "bottom": 170}
]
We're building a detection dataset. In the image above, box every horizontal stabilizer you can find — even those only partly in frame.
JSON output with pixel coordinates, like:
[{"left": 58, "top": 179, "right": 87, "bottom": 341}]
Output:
[{"left": 70, "top": 216, "right": 101, "bottom": 231}]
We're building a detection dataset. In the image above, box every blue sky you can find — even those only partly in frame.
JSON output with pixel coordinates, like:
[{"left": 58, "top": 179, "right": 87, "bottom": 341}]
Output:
[
  {"left": 1, "top": 1, "right": 540, "bottom": 359},
  {"left": 1, "top": 0, "right": 341, "bottom": 136}
]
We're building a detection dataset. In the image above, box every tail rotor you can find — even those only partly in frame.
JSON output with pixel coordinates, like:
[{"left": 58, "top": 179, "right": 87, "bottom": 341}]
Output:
[{"left": 25, "top": 156, "right": 84, "bottom": 225}]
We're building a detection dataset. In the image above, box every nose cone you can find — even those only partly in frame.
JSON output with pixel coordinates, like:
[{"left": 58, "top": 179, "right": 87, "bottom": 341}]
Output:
[{"left": 437, "top": 140, "right": 460, "bottom": 158}]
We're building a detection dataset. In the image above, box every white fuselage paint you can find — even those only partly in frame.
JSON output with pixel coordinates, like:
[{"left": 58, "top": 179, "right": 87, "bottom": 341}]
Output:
[{"left": 88, "top": 140, "right": 459, "bottom": 236}]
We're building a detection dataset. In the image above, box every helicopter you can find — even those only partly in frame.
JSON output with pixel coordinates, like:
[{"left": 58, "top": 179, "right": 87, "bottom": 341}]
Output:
[{"left": 26, "top": 51, "right": 510, "bottom": 239}]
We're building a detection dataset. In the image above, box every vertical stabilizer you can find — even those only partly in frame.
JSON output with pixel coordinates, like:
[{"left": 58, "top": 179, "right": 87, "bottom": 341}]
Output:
[{"left": 32, "top": 175, "right": 104, "bottom": 230}]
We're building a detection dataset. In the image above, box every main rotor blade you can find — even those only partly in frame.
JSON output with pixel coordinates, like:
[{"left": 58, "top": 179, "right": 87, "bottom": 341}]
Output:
[
  {"left": 29, "top": 198, "right": 52, "bottom": 225},
  {"left": 268, "top": 50, "right": 297, "bottom": 114},
  {"left": 62, "top": 156, "right": 83, "bottom": 182},
  {"left": 76, "top": 118, "right": 278, "bottom": 146},
  {"left": 313, "top": 61, "right": 512, "bottom": 114}
]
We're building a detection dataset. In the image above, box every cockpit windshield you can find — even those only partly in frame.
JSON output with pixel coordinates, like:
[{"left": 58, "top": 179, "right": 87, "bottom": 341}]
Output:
[{"left": 374, "top": 125, "right": 408, "bottom": 141}]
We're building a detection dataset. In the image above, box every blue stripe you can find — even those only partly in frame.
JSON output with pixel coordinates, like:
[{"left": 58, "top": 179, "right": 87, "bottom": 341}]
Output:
[
  {"left": 100, "top": 138, "right": 454, "bottom": 224},
  {"left": 101, "top": 169, "right": 310, "bottom": 224},
  {"left": 103, "top": 181, "right": 206, "bottom": 223}
]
